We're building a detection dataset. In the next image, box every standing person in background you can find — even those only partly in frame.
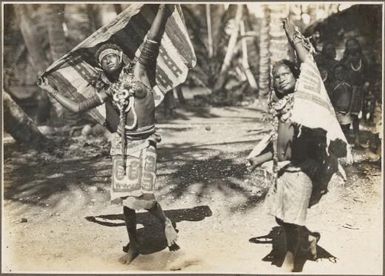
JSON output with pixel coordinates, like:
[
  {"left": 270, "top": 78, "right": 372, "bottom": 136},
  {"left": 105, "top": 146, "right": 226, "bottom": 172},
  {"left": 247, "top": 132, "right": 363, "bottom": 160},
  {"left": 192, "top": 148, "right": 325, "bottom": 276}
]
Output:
[
  {"left": 38, "top": 4, "right": 179, "bottom": 265},
  {"left": 315, "top": 42, "right": 338, "bottom": 97},
  {"left": 341, "top": 38, "right": 369, "bottom": 148},
  {"left": 330, "top": 63, "right": 353, "bottom": 139}
]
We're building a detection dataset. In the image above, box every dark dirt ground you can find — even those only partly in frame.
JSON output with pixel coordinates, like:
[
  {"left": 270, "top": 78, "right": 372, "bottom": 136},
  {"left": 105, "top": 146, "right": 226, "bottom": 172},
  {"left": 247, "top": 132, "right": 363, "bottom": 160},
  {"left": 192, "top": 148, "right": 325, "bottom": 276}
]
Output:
[{"left": 2, "top": 99, "right": 383, "bottom": 274}]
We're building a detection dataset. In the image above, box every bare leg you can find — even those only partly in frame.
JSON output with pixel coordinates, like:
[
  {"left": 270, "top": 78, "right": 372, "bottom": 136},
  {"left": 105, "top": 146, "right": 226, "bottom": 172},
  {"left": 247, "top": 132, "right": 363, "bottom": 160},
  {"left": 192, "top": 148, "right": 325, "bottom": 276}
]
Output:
[
  {"left": 352, "top": 114, "right": 361, "bottom": 146},
  {"left": 341, "top": 124, "right": 350, "bottom": 141},
  {"left": 282, "top": 223, "right": 300, "bottom": 272},
  {"left": 147, "top": 202, "right": 179, "bottom": 251},
  {"left": 307, "top": 230, "right": 320, "bottom": 260},
  {"left": 119, "top": 206, "right": 140, "bottom": 264}
]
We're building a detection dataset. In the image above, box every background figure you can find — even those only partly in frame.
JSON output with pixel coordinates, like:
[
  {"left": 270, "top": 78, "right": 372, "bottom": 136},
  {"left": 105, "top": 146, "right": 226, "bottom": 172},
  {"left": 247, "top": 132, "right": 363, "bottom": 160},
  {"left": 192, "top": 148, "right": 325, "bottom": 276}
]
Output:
[
  {"left": 330, "top": 63, "right": 353, "bottom": 139},
  {"left": 361, "top": 84, "right": 376, "bottom": 124},
  {"left": 340, "top": 38, "right": 369, "bottom": 147},
  {"left": 315, "top": 42, "right": 338, "bottom": 96}
]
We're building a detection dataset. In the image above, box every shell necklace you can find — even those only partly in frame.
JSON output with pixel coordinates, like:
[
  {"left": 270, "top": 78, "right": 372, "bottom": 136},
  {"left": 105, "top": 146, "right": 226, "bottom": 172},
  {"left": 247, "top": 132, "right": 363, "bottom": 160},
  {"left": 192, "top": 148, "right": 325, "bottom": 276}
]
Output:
[{"left": 350, "top": 58, "right": 362, "bottom": 72}]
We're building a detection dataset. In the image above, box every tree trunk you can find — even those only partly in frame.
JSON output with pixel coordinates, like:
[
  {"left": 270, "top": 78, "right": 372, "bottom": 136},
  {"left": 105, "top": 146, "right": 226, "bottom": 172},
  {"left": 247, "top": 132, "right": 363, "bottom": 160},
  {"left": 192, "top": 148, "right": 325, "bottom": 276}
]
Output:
[
  {"left": 240, "top": 20, "right": 258, "bottom": 90},
  {"left": 269, "top": 4, "right": 291, "bottom": 64},
  {"left": 14, "top": 4, "right": 54, "bottom": 125},
  {"left": 175, "top": 86, "right": 186, "bottom": 105},
  {"left": 42, "top": 4, "right": 70, "bottom": 119},
  {"left": 206, "top": 4, "right": 213, "bottom": 58},
  {"left": 219, "top": 4, "right": 243, "bottom": 74},
  {"left": 3, "top": 90, "right": 49, "bottom": 149},
  {"left": 210, "top": 4, "right": 225, "bottom": 56},
  {"left": 43, "top": 4, "right": 68, "bottom": 61},
  {"left": 258, "top": 5, "right": 271, "bottom": 97},
  {"left": 213, "top": 4, "right": 243, "bottom": 92},
  {"left": 243, "top": 6, "right": 260, "bottom": 95},
  {"left": 14, "top": 5, "right": 49, "bottom": 72},
  {"left": 258, "top": 4, "right": 291, "bottom": 98}
]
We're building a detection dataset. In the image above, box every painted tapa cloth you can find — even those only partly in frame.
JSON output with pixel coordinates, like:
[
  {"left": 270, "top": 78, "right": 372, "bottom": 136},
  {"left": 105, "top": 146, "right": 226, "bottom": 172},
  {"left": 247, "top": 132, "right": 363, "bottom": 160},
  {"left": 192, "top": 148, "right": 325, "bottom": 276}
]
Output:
[
  {"left": 109, "top": 132, "right": 160, "bottom": 201},
  {"left": 41, "top": 4, "right": 196, "bottom": 125}
]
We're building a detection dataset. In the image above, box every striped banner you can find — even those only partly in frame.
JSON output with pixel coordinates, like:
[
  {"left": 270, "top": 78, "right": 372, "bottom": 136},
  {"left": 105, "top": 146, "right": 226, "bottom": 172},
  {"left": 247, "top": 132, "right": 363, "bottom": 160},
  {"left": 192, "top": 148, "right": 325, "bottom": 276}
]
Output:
[{"left": 42, "top": 4, "right": 196, "bottom": 125}]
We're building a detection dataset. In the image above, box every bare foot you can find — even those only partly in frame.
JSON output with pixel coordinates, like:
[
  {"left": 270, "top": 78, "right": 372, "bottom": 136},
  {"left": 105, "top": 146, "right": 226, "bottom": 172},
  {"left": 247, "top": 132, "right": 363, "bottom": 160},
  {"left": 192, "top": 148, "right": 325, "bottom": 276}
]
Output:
[
  {"left": 165, "top": 218, "right": 179, "bottom": 250},
  {"left": 282, "top": 251, "right": 295, "bottom": 272},
  {"left": 308, "top": 232, "right": 320, "bottom": 260},
  {"left": 119, "top": 244, "right": 139, "bottom": 265}
]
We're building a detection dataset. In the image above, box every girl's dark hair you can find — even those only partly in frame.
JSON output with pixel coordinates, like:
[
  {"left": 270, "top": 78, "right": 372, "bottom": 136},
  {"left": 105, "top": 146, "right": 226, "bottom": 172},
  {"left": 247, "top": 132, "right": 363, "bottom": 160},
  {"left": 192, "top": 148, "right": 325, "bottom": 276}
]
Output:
[
  {"left": 341, "top": 37, "right": 363, "bottom": 60},
  {"left": 272, "top": 59, "right": 300, "bottom": 79},
  {"left": 321, "top": 42, "right": 335, "bottom": 55}
]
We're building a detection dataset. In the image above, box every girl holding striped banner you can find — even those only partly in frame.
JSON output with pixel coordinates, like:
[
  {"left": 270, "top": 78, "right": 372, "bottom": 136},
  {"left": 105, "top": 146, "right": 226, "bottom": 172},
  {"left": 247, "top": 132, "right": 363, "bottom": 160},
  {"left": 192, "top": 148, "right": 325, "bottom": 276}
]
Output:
[{"left": 38, "top": 4, "right": 180, "bottom": 265}]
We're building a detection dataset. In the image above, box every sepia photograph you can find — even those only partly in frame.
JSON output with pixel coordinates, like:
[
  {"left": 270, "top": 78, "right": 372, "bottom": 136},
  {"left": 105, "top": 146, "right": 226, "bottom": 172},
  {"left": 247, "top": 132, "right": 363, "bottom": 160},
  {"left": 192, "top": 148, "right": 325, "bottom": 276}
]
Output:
[{"left": 2, "top": 2, "right": 383, "bottom": 274}]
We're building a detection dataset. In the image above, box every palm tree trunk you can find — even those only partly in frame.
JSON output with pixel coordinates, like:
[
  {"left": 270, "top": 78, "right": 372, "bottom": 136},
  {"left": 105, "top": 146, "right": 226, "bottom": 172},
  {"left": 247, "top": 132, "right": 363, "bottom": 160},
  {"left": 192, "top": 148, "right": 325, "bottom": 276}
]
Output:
[
  {"left": 210, "top": 4, "right": 225, "bottom": 56},
  {"left": 3, "top": 90, "right": 49, "bottom": 149},
  {"left": 42, "top": 4, "right": 70, "bottom": 119},
  {"left": 258, "top": 5, "right": 271, "bottom": 97},
  {"left": 14, "top": 4, "right": 53, "bottom": 124},
  {"left": 15, "top": 5, "right": 49, "bottom": 72},
  {"left": 175, "top": 86, "right": 186, "bottom": 105},
  {"left": 43, "top": 4, "right": 68, "bottom": 60},
  {"left": 206, "top": 4, "right": 213, "bottom": 58},
  {"left": 258, "top": 4, "right": 290, "bottom": 98},
  {"left": 269, "top": 4, "right": 291, "bottom": 64}
]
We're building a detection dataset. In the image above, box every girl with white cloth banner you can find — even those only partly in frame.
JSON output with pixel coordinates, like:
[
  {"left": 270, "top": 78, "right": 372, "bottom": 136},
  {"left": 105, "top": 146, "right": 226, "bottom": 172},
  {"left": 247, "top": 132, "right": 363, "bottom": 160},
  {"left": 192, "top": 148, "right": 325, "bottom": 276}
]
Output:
[{"left": 247, "top": 19, "right": 350, "bottom": 272}]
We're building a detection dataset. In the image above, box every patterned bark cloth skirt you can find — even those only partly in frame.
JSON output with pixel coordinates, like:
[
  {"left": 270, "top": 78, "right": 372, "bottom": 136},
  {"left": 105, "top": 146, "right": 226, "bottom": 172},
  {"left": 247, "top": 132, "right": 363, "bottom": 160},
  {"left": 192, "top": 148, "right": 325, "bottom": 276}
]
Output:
[
  {"left": 109, "top": 133, "right": 160, "bottom": 210},
  {"left": 265, "top": 166, "right": 312, "bottom": 226}
]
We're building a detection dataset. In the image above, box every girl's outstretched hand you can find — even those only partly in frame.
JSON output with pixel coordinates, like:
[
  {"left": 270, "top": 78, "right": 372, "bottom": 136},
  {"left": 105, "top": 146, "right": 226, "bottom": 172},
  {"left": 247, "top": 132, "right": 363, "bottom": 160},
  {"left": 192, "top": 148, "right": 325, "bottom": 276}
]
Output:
[
  {"left": 37, "top": 77, "right": 54, "bottom": 93},
  {"left": 282, "top": 18, "right": 296, "bottom": 41}
]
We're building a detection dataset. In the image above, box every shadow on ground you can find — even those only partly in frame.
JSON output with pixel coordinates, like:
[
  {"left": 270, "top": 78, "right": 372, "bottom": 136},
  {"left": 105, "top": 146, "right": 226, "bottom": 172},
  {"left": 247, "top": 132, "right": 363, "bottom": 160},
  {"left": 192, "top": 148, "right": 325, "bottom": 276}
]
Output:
[
  {"left": 157, "top": 142, "right": 268, "bottom": 212},
  {"left": 3, "top": 139, "right": 111, "bottom": 209},
  {"left": 249, "top": 226, "right": 337, "bottom": 272},
  {"left": 85, "top": 205, "right": 212, "bottom": 254}
]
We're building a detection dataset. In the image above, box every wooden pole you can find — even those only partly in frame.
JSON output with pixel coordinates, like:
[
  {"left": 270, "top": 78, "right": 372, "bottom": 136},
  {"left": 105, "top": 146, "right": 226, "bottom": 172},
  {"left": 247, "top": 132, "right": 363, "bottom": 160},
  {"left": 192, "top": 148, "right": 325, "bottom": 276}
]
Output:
[
  {"left": 240, "top": 20, "right": 258, "bottom": 90},
  {"left": 219, "top": 4, "right": 243, "bottom": 74}
]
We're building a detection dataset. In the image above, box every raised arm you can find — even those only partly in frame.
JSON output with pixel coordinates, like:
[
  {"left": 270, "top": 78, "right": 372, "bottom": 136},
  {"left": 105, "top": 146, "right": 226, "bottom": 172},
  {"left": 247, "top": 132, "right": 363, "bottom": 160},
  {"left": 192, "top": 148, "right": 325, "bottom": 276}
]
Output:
[
  {"left": 134, "top": 4, "right": 174, "bottom": 87},
  {"left": 282, "top": 19, "right": 309, "bottom": 64},
  {"left": 38, "top": 77, "right": 106, "bottom": 113},
  {"left": 147, "top": 4, "right": 173, "bottom": 42}
]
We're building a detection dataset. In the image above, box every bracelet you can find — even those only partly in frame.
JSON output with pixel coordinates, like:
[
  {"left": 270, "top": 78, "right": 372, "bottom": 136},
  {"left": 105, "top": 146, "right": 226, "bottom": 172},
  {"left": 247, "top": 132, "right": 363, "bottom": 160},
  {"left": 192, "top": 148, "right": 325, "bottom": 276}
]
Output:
[
  {"left": 291, "top": 33, "right": 303, "bottom": 45},
  {"left": 147, "top": 39, "right": 159, "bottom": 45},
  {"left": 48, "top": 89, "right": 59, "bottom": 98}
]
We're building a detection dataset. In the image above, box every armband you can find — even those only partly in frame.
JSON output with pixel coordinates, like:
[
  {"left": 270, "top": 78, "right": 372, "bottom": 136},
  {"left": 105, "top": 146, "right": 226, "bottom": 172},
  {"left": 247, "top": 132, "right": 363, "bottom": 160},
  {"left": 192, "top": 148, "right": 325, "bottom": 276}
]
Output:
[
  {"left": 138, "top": 39, "right": 160, "bottom": 66},
  {"left": 78, "top": 95, "right": 103, "bottom": 112}
]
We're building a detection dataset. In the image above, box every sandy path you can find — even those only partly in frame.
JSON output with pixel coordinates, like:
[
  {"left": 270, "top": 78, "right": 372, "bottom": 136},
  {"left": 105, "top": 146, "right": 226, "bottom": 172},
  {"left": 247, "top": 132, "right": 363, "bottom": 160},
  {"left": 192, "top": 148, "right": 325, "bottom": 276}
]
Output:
[{"left": 2, "top": 105, "right": 383, "bottom": 274}]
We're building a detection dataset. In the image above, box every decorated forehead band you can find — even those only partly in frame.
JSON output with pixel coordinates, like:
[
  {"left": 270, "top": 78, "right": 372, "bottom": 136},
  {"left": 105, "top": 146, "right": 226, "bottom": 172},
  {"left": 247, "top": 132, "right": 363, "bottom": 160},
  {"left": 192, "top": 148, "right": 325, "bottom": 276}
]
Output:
[{"left": 98, "top": 49, "right": 122, "bottom": 63}]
